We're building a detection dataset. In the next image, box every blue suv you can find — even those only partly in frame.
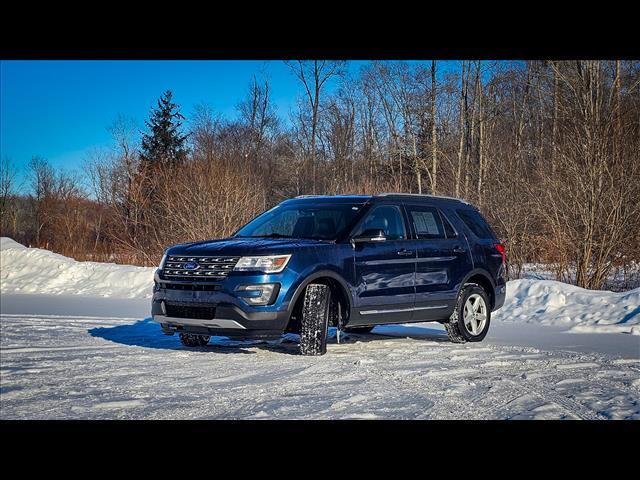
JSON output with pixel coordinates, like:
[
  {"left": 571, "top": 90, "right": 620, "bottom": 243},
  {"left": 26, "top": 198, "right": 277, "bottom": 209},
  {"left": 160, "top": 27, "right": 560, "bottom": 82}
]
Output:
[{"left": 152, "top": 194, "right": 506, "bottom": 355}]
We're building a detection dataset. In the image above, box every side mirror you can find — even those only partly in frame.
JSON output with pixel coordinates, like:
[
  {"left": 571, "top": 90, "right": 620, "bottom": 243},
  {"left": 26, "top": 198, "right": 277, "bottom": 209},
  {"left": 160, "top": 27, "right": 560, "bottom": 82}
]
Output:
[{"left": 352, "top": 228, "right": 387, "bottom": 243}]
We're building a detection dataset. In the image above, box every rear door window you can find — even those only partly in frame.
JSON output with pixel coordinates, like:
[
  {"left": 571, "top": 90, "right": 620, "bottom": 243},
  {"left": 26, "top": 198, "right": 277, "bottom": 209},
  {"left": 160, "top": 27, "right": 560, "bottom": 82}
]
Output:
[
  {"left": 406, "top": 206, "right": 445, "bottom": 239},
  {"left": 440, "top": 212, "right": 458, "bottom": 238},
  {"left": 456, "top": 208, "right": 495, "bottom": 239}
]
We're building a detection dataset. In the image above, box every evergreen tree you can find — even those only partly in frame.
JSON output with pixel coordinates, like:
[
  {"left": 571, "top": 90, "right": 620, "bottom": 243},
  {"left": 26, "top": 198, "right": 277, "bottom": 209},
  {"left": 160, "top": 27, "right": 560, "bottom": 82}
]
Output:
[{"left": 140, "top": 91, "right": 188, "bottom": 168}]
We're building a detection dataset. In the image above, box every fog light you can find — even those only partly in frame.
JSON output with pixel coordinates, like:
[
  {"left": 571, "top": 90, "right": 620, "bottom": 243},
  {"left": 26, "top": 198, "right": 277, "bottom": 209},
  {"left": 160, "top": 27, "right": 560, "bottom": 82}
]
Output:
[{"left": 236, "top": 283, "right": 279, "bottom": 306}]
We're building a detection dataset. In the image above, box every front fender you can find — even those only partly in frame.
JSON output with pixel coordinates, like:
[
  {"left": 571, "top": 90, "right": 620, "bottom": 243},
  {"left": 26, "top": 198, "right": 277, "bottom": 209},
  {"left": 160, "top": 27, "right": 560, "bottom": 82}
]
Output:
[{"left": 283, "top": 267, "right": 355, "bottom": 318}]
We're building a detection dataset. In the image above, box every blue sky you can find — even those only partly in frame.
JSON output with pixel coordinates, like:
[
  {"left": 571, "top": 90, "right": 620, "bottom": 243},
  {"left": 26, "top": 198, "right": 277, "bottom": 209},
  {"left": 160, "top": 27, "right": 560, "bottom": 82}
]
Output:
[{"left": 0, "top": 60, "right": 453, "bottom": 187}]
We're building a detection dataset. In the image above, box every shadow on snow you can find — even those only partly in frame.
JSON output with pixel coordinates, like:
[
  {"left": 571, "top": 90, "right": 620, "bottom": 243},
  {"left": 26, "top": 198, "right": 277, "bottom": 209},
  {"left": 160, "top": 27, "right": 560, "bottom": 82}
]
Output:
[{"left": 88, "top": 317, "right": 450, "bottom": 356}]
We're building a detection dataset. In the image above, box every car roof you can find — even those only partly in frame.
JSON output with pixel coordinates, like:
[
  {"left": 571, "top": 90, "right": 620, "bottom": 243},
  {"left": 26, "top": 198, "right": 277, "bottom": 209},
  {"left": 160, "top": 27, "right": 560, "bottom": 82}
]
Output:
[
  {"left": 374, "top": 192, "right": 470, "bottom": 206},
  {"left": 287, "top": 193, "right": 470, "bottom": 207}
]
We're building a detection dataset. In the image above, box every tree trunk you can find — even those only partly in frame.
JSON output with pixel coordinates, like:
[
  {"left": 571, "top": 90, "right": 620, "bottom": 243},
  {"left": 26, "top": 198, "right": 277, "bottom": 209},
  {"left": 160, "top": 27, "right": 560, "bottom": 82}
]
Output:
[
  {"left": 455, "top": 61, "right": 467, "bottom": 198},
  {"left": 465, "top": 62, "right": 480, "bottom": 198},
  {"left": 477, "top": 70, "right": 484, "bottom": 205},
  {"left": 414, "top": 132, "right": 422, "bottom": 194},
  {"left": 311, "top": 63, "right": 320, "bottom": 194},
  {"left": 431, "top": 60, "right": 438, "bottom": 194},
  {"left": 551, "top": 62, "right": 559, "bottom": 174},
  {"left": 615, "top": 59, "right": 622, "bottom": 164}
]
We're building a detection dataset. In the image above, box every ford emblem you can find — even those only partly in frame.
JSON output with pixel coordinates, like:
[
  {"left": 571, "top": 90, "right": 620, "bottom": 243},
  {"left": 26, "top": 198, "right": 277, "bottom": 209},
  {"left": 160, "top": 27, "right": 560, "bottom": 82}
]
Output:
[{"left": 182, "top": 261, "right": 199, "bottom": 270}]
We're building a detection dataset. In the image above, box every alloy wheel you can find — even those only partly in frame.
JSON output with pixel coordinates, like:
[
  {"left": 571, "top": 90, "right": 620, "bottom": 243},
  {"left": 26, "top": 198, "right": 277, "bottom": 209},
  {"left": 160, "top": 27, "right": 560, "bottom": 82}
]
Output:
[{"left": 463, "top": 293, "right": 487, "bottom": 336}]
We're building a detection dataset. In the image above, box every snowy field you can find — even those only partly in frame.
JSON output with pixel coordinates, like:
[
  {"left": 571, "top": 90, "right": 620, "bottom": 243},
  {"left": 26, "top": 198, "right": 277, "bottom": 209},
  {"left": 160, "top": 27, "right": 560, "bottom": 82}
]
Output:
[{"left": 1, "top": 238, "right": 639, "bottom": 419}]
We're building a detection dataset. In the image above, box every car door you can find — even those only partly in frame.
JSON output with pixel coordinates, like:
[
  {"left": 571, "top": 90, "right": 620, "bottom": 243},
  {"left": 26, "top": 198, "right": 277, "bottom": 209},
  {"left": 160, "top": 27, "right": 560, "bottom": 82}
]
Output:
[
  {"left": 402, "top": 203, "right": 473, "bottom": 321},
  {"left": 349, "top": 203, "right": 416, "bottom": 325}
]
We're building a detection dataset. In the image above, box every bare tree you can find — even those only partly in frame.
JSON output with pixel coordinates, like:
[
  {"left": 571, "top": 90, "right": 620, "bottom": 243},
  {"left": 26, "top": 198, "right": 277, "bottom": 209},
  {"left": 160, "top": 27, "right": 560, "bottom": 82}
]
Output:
[
  {"left": 237, "top": 75, "right": 278, "bottom": 160},
  {"left": 534, "top": 61, "right": 640, "bottom": 288},
  {"left": 1, "top": 157, "right": 18, "bottom": 224},
  {"left": 285, "top": 60, "right": 346, "bottom": 193},
  {"left": 455, "top": 61, "right": 469, "bottom": 198},
  {"left": 28, "top": 157, "right": 56, "bottom": 246},
  {"left": 431, "top": 60, "right": 438, "bottom": 194}
]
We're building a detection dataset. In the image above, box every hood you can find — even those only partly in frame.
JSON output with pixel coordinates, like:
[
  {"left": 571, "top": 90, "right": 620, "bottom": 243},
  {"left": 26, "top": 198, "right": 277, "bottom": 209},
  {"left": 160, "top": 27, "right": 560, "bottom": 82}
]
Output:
[{"left": 167, "top": 237, "right": 333, "bottom": 256}]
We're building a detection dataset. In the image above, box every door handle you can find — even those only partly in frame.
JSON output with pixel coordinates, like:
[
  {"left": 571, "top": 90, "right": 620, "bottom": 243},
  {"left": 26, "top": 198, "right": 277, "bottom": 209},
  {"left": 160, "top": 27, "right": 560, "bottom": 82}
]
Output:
[
  {"left": 452, "top": 246, "right": 466, "bottom": 254},
  {"left": 397, "top": 249, "right": 414, "bottom": 256}
]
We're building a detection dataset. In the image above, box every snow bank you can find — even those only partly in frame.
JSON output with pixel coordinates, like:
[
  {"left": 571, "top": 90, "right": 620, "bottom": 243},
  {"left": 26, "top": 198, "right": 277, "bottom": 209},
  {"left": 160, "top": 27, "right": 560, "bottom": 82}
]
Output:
[
  {"left": 0, "top": 237, "right": 27, "bottom": 251},
  {"left": 494, "top": 279, "right": 640, "bottom": 335},
  {"left": 0, "top": 238, "right": 154, "bottom": 299}
]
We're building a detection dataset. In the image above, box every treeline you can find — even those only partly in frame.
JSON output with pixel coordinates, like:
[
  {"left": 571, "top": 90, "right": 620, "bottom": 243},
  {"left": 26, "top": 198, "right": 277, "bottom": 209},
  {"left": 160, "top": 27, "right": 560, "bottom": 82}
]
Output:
[{"left": 1, "top": 60, "right": 639, "bottom": 289}]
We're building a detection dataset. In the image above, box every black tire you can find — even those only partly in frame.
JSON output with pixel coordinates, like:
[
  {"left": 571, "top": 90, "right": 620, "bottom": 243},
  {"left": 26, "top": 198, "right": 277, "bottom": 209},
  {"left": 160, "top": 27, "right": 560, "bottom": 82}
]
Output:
[
  {"left": 299, "top": 284, "right": 332, "bottom": 356},
  {"left": 343, "top": 326, "right": 375, "bottom": 334},
  {"left": 179, "top": 333, "right": 210, "bottom": 347},
  {"left": 445, "top": 284, "right": 491, "bottom": 343}
]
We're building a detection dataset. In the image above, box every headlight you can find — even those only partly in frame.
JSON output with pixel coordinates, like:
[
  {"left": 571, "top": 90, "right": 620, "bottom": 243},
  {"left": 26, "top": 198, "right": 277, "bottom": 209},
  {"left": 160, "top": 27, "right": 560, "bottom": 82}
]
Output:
[
  {"left": 159, "top": 253, "right": 167, "bottom": 269},
  {"left": 233, "top": 254, "right": 291, "bottom": 273}
]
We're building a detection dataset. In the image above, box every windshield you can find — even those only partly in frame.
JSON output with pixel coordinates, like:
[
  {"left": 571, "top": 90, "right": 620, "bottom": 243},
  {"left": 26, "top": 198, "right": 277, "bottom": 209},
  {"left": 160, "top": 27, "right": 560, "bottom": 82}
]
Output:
[{"left": 235, "top": 203, "right": 364, "bottom": 241}]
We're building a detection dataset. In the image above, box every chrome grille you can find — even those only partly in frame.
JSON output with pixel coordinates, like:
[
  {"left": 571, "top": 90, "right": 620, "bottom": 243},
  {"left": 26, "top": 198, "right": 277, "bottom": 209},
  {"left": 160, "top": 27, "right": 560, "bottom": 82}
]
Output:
[{"left": 162, "top": 255, "right": 240, "bottom": 281}]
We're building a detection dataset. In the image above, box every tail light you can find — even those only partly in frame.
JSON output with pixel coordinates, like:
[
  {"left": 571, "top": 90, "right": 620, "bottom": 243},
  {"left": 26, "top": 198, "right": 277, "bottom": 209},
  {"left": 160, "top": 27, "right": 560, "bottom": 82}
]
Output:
[{"left": 495, "top": 243, "right": 506, "bottom": 264}]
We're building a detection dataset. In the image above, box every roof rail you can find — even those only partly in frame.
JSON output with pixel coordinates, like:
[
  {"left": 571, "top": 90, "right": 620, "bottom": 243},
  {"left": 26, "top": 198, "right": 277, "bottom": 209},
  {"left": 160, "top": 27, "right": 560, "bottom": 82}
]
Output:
[
  {"left": 294, "top": 194, "right": 372, "bottom": 199},
  {"left": 376, "top": 192, "right": 468, "bottom": 203}
]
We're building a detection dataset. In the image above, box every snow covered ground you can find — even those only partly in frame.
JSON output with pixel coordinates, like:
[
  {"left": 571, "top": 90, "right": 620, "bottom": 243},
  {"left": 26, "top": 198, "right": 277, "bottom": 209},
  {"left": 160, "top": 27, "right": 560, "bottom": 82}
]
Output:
[{"left": 1, "top": 239, "right": 639, "bottom": 419}]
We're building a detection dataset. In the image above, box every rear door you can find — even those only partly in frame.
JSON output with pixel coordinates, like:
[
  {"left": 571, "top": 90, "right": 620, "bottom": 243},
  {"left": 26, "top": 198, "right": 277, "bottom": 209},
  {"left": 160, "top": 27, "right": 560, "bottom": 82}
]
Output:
[{"left": 402, "top": 203, "right": 473, "bottom": 320}]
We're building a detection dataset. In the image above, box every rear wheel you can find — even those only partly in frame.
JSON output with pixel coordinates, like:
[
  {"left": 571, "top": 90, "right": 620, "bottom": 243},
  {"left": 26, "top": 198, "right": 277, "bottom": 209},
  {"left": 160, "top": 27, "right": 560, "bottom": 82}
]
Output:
[
  {"left": 179, "top": 333, "right": 210, "bottom": 347},
  {"left": 343, "top": 326, "right": 375, "bottom": 334},
  {"left": 445, "top": 284, "right": 491, "bottom": 343},
  {"left": 299, "top": 284, "right": 332, "bottom": 356}
]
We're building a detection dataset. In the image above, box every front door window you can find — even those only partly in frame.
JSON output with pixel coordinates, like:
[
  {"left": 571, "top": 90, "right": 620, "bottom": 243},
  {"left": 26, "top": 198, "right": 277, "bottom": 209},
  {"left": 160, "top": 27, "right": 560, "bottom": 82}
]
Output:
[{"left": 352, "top": 205, "right": 407, "bottom": 240}]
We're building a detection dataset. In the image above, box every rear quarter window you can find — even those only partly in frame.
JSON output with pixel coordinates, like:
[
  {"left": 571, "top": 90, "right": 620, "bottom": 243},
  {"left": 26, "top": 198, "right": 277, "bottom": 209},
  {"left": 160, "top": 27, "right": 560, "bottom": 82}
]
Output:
[{"left": 456, "top": 208, "right": 496, "bottom": 239}]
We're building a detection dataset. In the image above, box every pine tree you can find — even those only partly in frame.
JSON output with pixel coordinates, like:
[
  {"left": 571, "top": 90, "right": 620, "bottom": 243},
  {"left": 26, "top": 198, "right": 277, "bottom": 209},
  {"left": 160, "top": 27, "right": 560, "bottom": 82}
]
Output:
[{"left": 140, "top": 91, "right": 188, "bottom": 168}]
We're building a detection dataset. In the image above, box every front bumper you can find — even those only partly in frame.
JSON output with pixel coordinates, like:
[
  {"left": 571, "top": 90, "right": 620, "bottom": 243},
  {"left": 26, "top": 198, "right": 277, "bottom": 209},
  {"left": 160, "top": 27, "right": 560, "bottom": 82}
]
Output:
[
  {"left": 151, "top": 270, "right": 291, "bottom": 339},
  {"left": 151, "top": 299, "right": 289, "bottom": 339}
]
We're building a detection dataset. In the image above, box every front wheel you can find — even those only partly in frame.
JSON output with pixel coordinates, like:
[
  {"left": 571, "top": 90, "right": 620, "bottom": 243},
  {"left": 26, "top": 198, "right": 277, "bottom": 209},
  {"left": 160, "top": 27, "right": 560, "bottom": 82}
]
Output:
[
  {"left": 299, "top": 284, "right": 332, "bottom": 356},
  {"left": 445, "top": 284, "right": 491, "bottom": 343}
]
